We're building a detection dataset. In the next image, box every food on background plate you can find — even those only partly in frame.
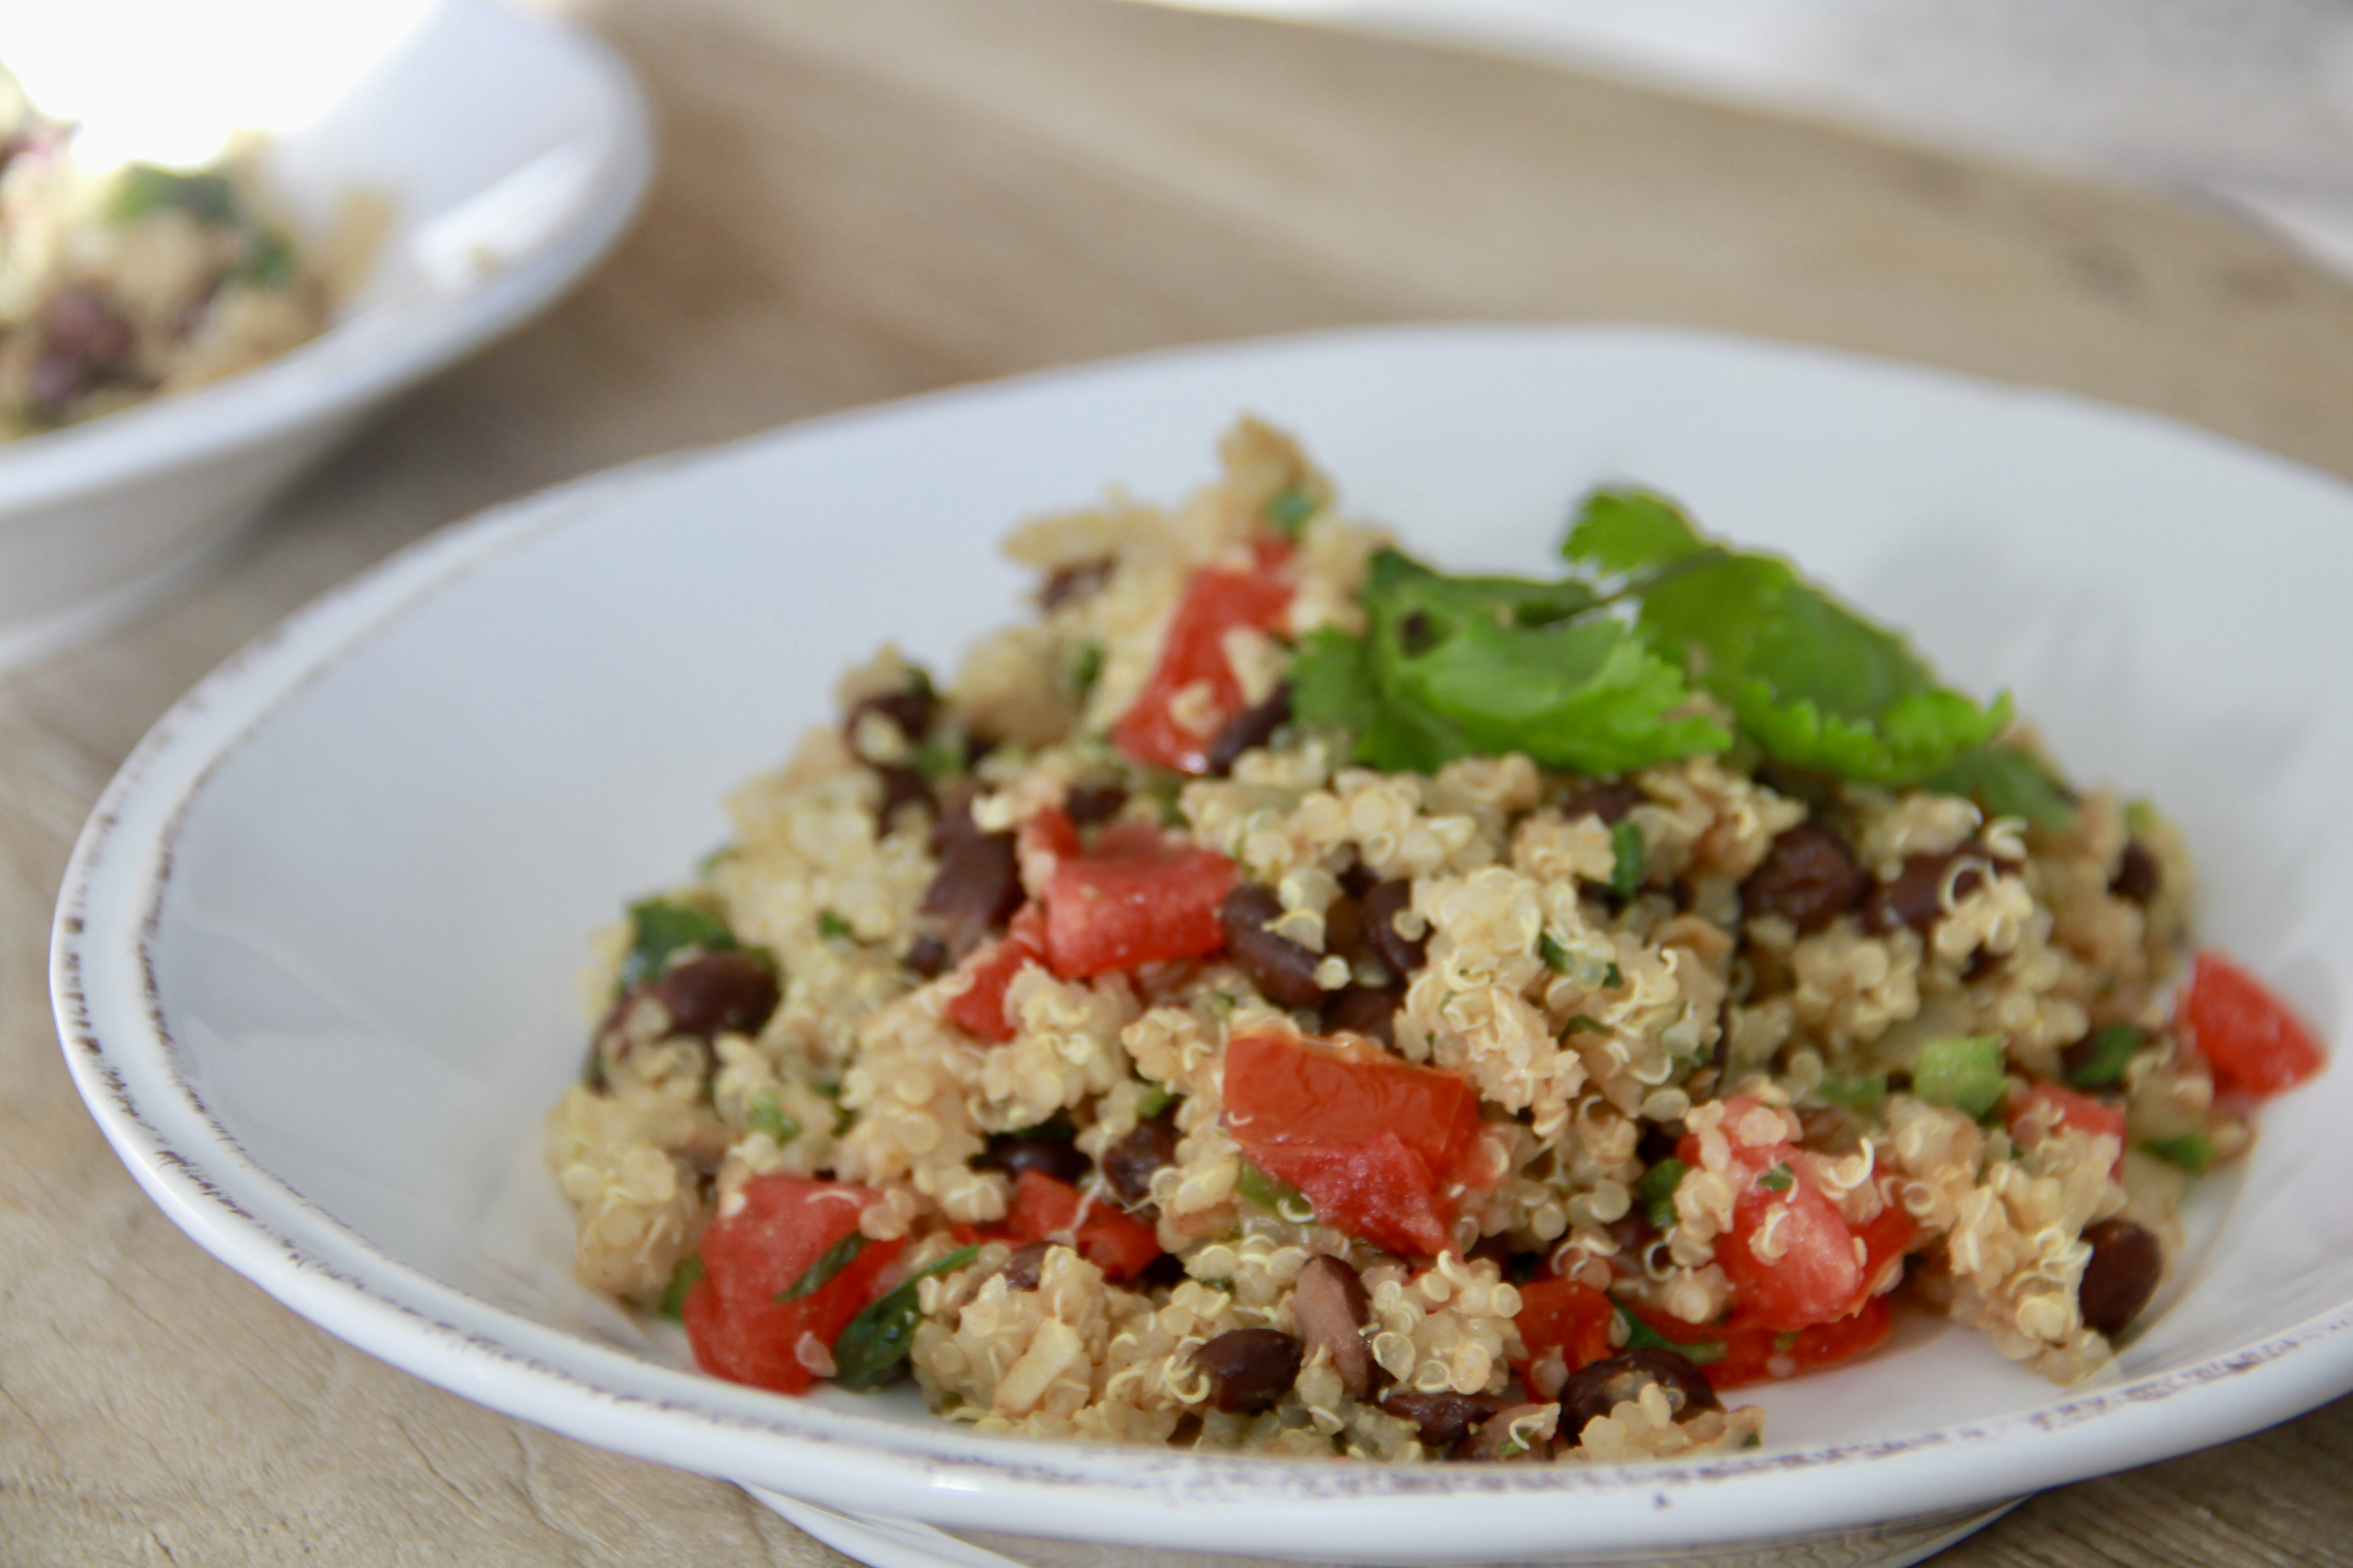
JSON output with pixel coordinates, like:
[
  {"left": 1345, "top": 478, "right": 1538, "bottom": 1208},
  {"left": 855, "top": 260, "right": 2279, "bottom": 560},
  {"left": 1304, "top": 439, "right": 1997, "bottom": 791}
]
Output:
[
  {"left": 0, "top": 68, "right": 349, "bottom": 439},
  {"left": 545, "top": 418, "right": 2326, "bottom": 1464}
]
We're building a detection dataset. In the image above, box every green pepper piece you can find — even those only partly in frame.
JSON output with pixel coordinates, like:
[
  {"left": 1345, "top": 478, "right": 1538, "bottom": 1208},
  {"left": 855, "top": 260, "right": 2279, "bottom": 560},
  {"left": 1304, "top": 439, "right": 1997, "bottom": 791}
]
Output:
[{"left": 1913, "top": 1034, "right": 2007, "bottom": 1119}]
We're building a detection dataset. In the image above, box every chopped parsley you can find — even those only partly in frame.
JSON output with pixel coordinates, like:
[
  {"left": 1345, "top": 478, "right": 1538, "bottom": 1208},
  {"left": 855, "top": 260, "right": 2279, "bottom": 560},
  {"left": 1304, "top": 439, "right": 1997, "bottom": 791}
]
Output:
[
  {"left": 2069, "top": 1024, "right": 2144, "bottom": 1089},
  {"left": 1815, "top": 1073, "right": 1889, "bottom": 1109},
  {"left": 2143, "top": 1132, "right": 2214, "bottom": 1175},
  {"left": 747, "top": 1090, "right": 801, "bottom": 1146},
  {"left": 832, "top": 1244, "right": 982, "bottom": 1390},
  {"left": 1637, "top": 1158, "right": 1687, "bottom": 1230},
  {"left": 817, "top": 911, "right": 854, "bottom": 941},
  {"left": 1607, "top": 819, "right": 1647, "bottom": 900},
  {"left": 618, "top": 897, "right": 740, "bottom": 991},
  {"left": 778, "top": 1232, "right": 868, "bottom": 1302},
  {"left": 1265, "top": 485, "right": 1319, "bottom": 540},
  {"left": 657, "top": 1254, "right": 704, "bottom": 1320},
  {"left": 1758, "top": 1162, "right": 1796, "bottom": 1193}
]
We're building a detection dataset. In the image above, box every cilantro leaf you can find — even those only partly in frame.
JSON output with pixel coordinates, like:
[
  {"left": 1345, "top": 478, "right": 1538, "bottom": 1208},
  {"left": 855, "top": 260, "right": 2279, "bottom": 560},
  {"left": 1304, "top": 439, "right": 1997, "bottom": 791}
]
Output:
[
  {"left": 619, "top": 898, "right": 739, "bottom": 991},
  {"left": 1290, "top": 549, "right": 1727, "bottom": 775},
  {"left": 1927, "top": 744, "right": 2077, "bottom": 831},
  {"left": 1563, "top": 488, "right": 1711, "bottom": 574},
  {"left": 1573, "top": 489, "right": 2010, "bottom": 786}
]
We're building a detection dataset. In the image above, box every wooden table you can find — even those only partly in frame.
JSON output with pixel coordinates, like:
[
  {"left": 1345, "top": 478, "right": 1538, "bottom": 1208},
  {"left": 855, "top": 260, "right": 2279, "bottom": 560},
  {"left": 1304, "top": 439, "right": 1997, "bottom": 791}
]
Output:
[{"left": 4, "top": 0, "right": 2350, "bottom": 1561}]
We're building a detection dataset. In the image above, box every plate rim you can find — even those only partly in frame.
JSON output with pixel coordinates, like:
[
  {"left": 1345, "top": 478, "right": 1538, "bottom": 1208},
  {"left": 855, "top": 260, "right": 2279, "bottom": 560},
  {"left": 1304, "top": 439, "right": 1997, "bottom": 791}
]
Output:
[{"left": 48, "top": 320, "right": 2353, "bottom": 1559}]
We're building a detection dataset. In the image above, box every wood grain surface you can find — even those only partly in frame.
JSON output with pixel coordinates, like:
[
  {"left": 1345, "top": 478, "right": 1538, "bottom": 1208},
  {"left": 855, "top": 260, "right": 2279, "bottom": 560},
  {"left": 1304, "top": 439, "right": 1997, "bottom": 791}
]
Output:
[{"left": 3, "top": 0, "right": 2350, "bottom": 1562}]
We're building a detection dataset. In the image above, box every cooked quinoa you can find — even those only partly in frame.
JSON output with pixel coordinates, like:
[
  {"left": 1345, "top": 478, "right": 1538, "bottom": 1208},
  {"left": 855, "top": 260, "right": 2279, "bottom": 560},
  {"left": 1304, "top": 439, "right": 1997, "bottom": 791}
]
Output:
[
  {"left": 0, "top": 70, "right": 341, "bottom": 438},
  {"left": 545, "top": 418, "right": 2323, "bottom": 1464}
]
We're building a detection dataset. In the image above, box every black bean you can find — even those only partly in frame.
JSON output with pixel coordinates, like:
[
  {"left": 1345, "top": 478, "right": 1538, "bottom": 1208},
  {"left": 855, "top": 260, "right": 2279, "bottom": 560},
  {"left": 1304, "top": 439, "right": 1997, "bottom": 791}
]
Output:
[
  {"left": 1103, "top": 1113, "right": 1180, "bottom": 1205},
  {"left": 922, "top": 830, "right": 1022, "bottom": 958},
  {"left": 29, "top": 285, "right": 138, "bottom": 420},
  {"left": 904, "top": 934, "right": 951, "bottom": 978},
  {"left": 874, "top": 764, "right": 933, "bottom": 826},
  {"left": 1742, "top": 825, "right": 1871, "bottom": 934},
  {"left": 999, "top": 1241, "right": 1053, "bottom": 1293},
  {"left": 1191, "top": 1327, "right": 1303, "bottom": 1413},
  {"left": 1377, "top": 1389, "right": 1505, "bottom": 1450},
  {"left": 928, "top": 779, "right": 983, "bottom": 855},
  {"left": 1560, "top": 781, "right": 1646, "bottom": 825},
  {"left": 1064, "top": 779, "right": 1128, "bottom": 825},
  {"left": 1135, "top": 1251, "right": 1188, "bottom": 1291},
  {"left": 1320, "top": 983, "right": 1403, "bottom": 1049},
  {"left": 2111, "top": 840, "right": 2161, "bottom": 903},
  {"left": 1204, "top": 683, "right": 1291, "bottom": 778},
  {"left": 1861, "top": 847, "right": 1988, "bottom": 935},
  {"left": 1291, "top": 1256, "right": 1375, "bottom": 1398},
  {"left": 647, "top": 951, "right": 779, "bottom": 1040},
  {"left": 1039, "top": 557, "right": 1114, "bottom": 611},
  {"left": 1359, "top": 879, "right": 1426, "bottom": 979},
  {"left": 1220, "top": 883, "right": 1325, "bottom": 1009},
  {"left": 977, "top": 1130, "right": 1092, "bottom": 1186},
  {"left": 1556, "top": 1349, "right": 1720, "bottom": 1445},
  {"left": 2079, "top": 1220, "right": 2163, "bottom": 1337},
  {"left": 843, "top": 684, "right": 937, "bottom": 758}
]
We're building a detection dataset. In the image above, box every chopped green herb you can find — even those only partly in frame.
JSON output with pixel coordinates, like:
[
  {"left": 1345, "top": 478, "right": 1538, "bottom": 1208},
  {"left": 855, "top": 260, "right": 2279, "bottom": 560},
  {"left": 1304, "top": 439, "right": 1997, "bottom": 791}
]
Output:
[
  {"left": 1200, "top": 1276, "right": 1238, "bottom": 1296},
  {"left": 747, "top": 1091, "right": 801, "bottom": 1146},
  {"left": 817, "top": 911, "right": 854, "bottom": 941},
  {"left": 1616, "top": 1305, "right": 1673, "bottom": 1351},
  {"left": 657, "top": 1254, "right": 704, "bottom": 1320},
  {"left": 1135, "top": 1082, "right": 1173, "bottom": 1119},
  {"left": 778, "top": 1232, "right": 868, "bottom": 1302},
  {"left": 1815, "top": 1073, "right": 1888, "bottom": 1109},
  {"left": 1560, "top": 1014, "right": 1607, "bottom": 1038},
  {"left": 1913, "top": 1034, "right": 2008, "bottom": 1119},
  {"left": 228, "top": 229, "right": 297, "bottom": 290},
  {"left": 109, "top": 164, "right": 240, "bottom": 226},
  {"left": 908, "top": 741, "right": 964, "bottom": 782},
  {"left": 1926, "top": 744, "right": 2075, "bottom": 832},
  {"left": 1069, "top": 640, "right": 1106, "bottom": 704},
  {"left": 1265, "top": 485, "right": 1318, "bottom": 540},
  {"left": 1758, "top": 1162, "right": 1795, "bottom": 1193},
  {"left": 1538, "top": 932, "right": 1573, "bottom": 973},
  {"left": 619, "top": 898, "right": 739, "bottom": 991},
  {"left": 1565, "top": 491, "right": 2011, "bottom": 786},
  {"left": 1603, "top": 963, "right": 1624, "bottom": 990},
  {"left": 831, "top": 1244, "right": 982, "bottom": 1391},
  {"left": 1637, "top": 1158, "right": 1687, "bottom": 1230},
  {"left": 2143, "top": 1132, "right": 2214, "bottom": 1175},
  {"left": 581, "top": 1042, "right": 607, "bottom": 1090},
  {"left": 2069, "top": 1024, "right": 2144, "bottom": 1089},
  {"left": 1607, "top": 819, "right": 1647, "bottom": 900},
  {"left": 1238, "top": 1162, "right": 1312, "bottom": 1220},
  {"left": 1288, "top": 548, "right": 1728, "bottom": 776}
]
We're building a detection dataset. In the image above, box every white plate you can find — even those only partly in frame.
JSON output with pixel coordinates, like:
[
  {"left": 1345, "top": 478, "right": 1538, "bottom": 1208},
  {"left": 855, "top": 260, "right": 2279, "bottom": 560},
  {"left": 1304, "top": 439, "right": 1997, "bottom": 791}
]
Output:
[
  {"left": 0, "top": 0, "right": 651, "bottom": 671},
  {"left": 51, "top": 324, "right": 2353, "bottom": 1568}
]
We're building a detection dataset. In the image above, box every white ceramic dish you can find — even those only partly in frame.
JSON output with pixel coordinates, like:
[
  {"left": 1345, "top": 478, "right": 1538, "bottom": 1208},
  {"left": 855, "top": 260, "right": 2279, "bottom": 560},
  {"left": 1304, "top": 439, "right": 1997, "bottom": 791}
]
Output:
[
  {"left": 52, "top": 324, "right": 2353, "bottom": 1568},
  {"left": 0, "top": 0, "right": 651, "bottom": 672}
]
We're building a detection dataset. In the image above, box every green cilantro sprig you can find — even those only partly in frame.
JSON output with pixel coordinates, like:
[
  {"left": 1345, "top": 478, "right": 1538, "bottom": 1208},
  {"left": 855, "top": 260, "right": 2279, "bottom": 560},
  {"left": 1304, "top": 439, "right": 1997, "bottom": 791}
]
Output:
[{"left": 1292, "top": 487, "right": 2019, "bottom": 790}]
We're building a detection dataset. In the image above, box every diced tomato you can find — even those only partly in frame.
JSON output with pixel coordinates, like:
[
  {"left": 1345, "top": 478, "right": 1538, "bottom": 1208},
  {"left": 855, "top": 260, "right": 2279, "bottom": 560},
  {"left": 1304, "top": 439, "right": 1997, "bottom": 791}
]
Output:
[
  {"left": 2182, "top": 950, "right": 2326, "bottom": 1099},
  {"left": 1680, "top": 1097, "right": 1903, "bottom": 1333},
  {"left": 2008, "top": 1081, "right": 2127, "bottom": 1173},
  {"left": 1041, "top": 843, "right": 1235, "bottom": 978},
  {"left": 997, "top": 1170, "right": 1164, "bottom": 1282},
  {"left": 1222, "top": 1031, "right": 1487, "bottom": 1256},
  {"left": 682, "top": 1175, "right": 906, "bottom": 1395},
  {"left": 942, "top": 905, "right": 1047, "bottom": 1042},
  {"left": 1512, "top": 1278, "right": 1617, "bottom": 1379},
  {"left": 1112, "top": 562, "right": 1294, "bottom": 774},
  {"left": 1632, "top": 1294, "right": 1893, "bottom": 1391},
  {"left": 1852, "top": 1186, "right": 1919, "bottom": 1298},
  {"left": 1018, "top": 805, "right": 1082, "bottom": 869}
]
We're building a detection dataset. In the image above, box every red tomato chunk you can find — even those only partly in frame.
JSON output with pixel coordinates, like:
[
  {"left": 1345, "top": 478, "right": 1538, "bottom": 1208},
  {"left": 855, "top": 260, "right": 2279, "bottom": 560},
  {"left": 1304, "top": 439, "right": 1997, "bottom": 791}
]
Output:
[
  {"left": 2008, "top": 1081, "right": 2126, "bottom": 1174},
  {"left": 1041, "top": 842, "right": 1236, "bottom": 978},
  {"left": 942, "top": 905, "right": 1047, "bottom": 1043},
  {"left": 1633, "top": 1293, "right": 1893, "bottom": 1391},
  {"left": 1513, "top": 1278, "right": 1617, "bottom": 1381},
  {"left": 2183, "top": 950, "right": 2326, "bottom": 1099},
  {"left": 1222, "top": 1031, "right": 1487, "bottom": 1257},
  {"left": 1113, "top": 561, "right": 1293, "bottom": 774},
  {"left": 683, "top": 1175, "right": 905, "bottom": 1395},
  {"left": 998, "top": 1169, "right": 1164, "bottom": 1282},
  {"left": 1682, "top": 1097, "right": 1915, "bottom": 1334}
]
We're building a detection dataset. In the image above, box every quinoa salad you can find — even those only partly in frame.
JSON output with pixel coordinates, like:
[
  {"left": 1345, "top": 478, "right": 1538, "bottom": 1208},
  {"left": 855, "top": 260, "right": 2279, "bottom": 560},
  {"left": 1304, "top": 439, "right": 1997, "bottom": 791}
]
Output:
[
  {"left": 546, "top": 419, "right": 2327, "bottom": 1465},
  {"left": 0, "top": 69, "right": 346, "bottom": 439}
]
